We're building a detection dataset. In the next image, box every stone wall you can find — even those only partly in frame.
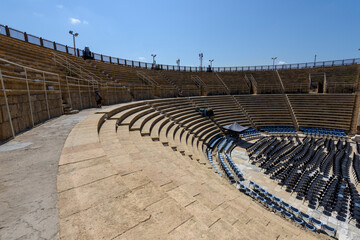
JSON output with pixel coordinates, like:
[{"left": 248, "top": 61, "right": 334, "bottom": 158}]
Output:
[
  {"left": 0, "top": 92, "right": 62, "bottom": 142},
  {"left": 0, "top": 86, "right": 138, "bottom": 143}
]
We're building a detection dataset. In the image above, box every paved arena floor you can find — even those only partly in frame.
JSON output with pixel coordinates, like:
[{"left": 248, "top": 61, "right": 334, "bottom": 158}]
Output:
[{"left": 0, "top": 107, "right": 112, "bottom": 240}]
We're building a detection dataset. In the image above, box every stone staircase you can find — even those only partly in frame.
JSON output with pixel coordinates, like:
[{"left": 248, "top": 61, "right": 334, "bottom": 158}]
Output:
[
  {"left": 56, "top": 101, "right": 325, "bottom": 239},
  {"left": 159, "top": 71, "right": 181, "bottom": 92},
  {"left": 62, "top": 101, "right": 79, "bottom": 115},
  {"left": 214, "top": 72, "right": 231, "bottom": 94}
]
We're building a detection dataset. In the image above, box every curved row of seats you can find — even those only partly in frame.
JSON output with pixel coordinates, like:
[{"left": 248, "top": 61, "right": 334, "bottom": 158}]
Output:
[
  {"left": 61, "top": 100, "right": 324, "bottom": 239},
  {"left": 238, "top": 128, "right": 261, "bottom": 139},
  {"left": 259, "top": 126, "right": 297, "bottom": 135},
  {"left": 109, "top": 98, "right": 224, "bottom": 162},
  {"left": 2, "top": 31, "right": 360, "bottom": 96},
  {"left": 205, "top": 135, "right": 335, "bottom": 238},
  {"left": 190, "top": 95, "right": 251, "bottom": 128},
  {"left": 288, "top": 94, "right": 355, "bottom": 131},
  {"left": 0, "top": 33, "right": 358, "bottom": 144},
  {"left": 300, "top": 127, "right": 347, "bottom": 138},
  {"left": 235, "top": 95, "right": 294, "bottom": 127},
  {"left": 190, "top": 94, "right": 355, "bottom": 133},
  {"left": 249, "top": 135, "right": 360, "bottom": 229}
]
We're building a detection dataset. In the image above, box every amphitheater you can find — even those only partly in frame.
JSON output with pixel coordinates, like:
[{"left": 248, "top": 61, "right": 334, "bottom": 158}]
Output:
[{"left": 1, "top": 24, "right": 360, "bottom": 240}]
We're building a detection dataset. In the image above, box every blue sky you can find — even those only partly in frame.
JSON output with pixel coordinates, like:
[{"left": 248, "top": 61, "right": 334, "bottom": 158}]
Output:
[{"left": 1, "top": 0, "right": 360, "bottom": 67}]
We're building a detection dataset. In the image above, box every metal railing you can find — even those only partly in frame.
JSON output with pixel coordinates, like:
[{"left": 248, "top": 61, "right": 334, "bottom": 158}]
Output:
[
  {"left": 0, "top": 57, "right": 132, "bottom": 141},
  {"left": 51, "top": 52, "right": 101, "bottom": 85},
  {"left": 1, "top": 24, "right": 359, "bottom": 73},
  {"left": 136, "top": 71, "right": 159, "bottom": 87},
  {"left": 190, "top": 75, "right": 206, "bottom": 87},
  {"left": 0, "top": 57, "right": 63, "bottom": 139}
]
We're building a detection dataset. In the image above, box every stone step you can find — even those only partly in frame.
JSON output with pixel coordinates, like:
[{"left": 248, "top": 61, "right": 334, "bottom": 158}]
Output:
[{"left": 64, "top": 109, "right": 79, "bottom": 115}]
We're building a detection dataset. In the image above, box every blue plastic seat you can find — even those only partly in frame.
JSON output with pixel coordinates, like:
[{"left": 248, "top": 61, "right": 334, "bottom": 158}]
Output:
[
  {"left": 251, "top": 191, "right": 259, "bottom": 199},
  {"left": 260, "top": 189, "right": 267, "bottom": 196},
  {"left": 301, "top": 212, "right": 310, "bottom": 223},
  {"left": 267, "top": 192, "right": 274, "bottom": 200},
  {"left": 283, "top": 211, "right": 293, "bottom": 219},
  {"left": 274, "top": 197, "right": 282, "bottom": 205},
  {"left": 282, "top": 202, "right": 290, "bottom": 210},
  {"left": 290, "top": 206, "right": 300, "bottom": 216},
  {"left": 305, "top": 223, "right": 316, "bottom": 231},
  {"left": 310, "top": 217, "right": 322, "bottom": 229},
  {"left": 274, "top": 206, "right": 283, "bottom": 214},
  {"left": 322, "top": 224, "right": 336, "bottom": 237},
  {"left": 294, "top": 216, "right": 304, "bottom": 225}
]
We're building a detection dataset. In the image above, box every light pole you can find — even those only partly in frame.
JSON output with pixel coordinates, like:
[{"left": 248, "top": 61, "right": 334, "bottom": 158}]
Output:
[
  {"left": 199, "top": 53, "right": 203, "bottom": 70},
  {"left": 151, "top": 54, "right": 157, "bottom": 65},
  {"left": 69, "top": 30, "right": 79, "bottom": 56},
  {"left": 271, "top": 57, "right": 277, "bottom": 69},
  {"left": 209, "top": 59, "right": 214, "bottom": 68},
  {"left": 314, "top": 54, "right": 317, "bottom": 66}
]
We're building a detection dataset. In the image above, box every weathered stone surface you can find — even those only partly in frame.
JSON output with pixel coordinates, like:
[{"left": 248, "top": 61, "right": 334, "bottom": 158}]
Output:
[{"left": 0, "top": 108, "right": 103, "bottom": 240}]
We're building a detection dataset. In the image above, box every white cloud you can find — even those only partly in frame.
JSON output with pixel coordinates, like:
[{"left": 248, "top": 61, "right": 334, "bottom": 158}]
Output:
[
  {"left": 69, "top": 18, "right": 89, "bottom": 25},
  {"left": 56, "top": 4, "right": 63, "bottom": 9},
  {"left": 278, "top": 60, "right": 286, "bottom": 65},
  {"left": 33, "top": 12, "right": 43, "bottom": 17},
  {"left": 70, "top": 18, "right": 81, "bottom": 24},
  {"left": 138, "top": 57, "right": 146, "bottom": 60}
]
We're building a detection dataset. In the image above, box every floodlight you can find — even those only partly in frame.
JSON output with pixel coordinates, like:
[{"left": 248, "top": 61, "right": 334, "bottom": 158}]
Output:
[{"left": 69, "top": 30, "right": 79, "bottom": 56}]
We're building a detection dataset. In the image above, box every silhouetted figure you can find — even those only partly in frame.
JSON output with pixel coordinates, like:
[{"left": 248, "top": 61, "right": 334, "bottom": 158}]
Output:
[
  {"left": 196, "top": 107, "right": 214, "bottom": 119},
  {"left": 94, "top": 90, "right": 102, "bottom": 108},
  {"left": 83, "top": 46, "right": 94, "bottom": 60}
]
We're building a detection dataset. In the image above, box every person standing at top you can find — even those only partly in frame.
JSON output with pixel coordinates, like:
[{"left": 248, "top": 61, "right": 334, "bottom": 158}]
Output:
[{"left": 94, "top": 90, "right": 102, "bottom": 108}]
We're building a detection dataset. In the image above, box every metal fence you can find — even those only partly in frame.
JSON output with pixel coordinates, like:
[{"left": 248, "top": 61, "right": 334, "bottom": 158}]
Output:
[
  {"left": 0, "top": 57, "right": 63, "bottom": 139},
  {"left": 28, "top": 34, "right": 41, "bottom": 45},
  {"left": 0, "top": 56, "right": 133, "bottom": 141},
  {"left": 1, "top": 24, "right": 359, "bottom": 72}
]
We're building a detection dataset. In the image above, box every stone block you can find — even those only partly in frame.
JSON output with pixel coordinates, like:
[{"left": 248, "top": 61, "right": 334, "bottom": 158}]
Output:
[
  {"left": 38, "top": 94, "right": 45, "bottom": 101},
  {"left": 37, "top": 111, "right": 45, "bottom": 122},
  {"left": 12, "top": 117, "right": 20, "bottom": 134},
  {"left": 23, "top": 114, "right": 32, "bottom": 128},
  {"left": 18, "top": 116, "right": 26, "bottom": 131},
  {"left": 21, "top": 95, "right": 29, "bottom": 103},
  {"left": 1, "top": 105, "right": 9, "bottom": 122},
  {"left": 9, "top": 104, "right": 19, "bottom": 118},
  {"left": 0, "top": 96, "right": 5, "bottom": 105},
  {"left": 1, "top": 121, "right": 12, "bottom": 141},
  {"left": 33, "top": 112, "right": 40, "bottom": 124},
  {"left": 34, "top": 101, "right": 42, "bottom": 112},
  {"left": 7, "top": 95, "right": 16, "bottom": 104}
]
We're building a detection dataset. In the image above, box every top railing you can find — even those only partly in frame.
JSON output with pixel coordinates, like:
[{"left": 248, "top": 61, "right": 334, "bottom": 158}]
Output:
[{"left": 1, "top": 24, "right": 359, "bottom": 72}]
